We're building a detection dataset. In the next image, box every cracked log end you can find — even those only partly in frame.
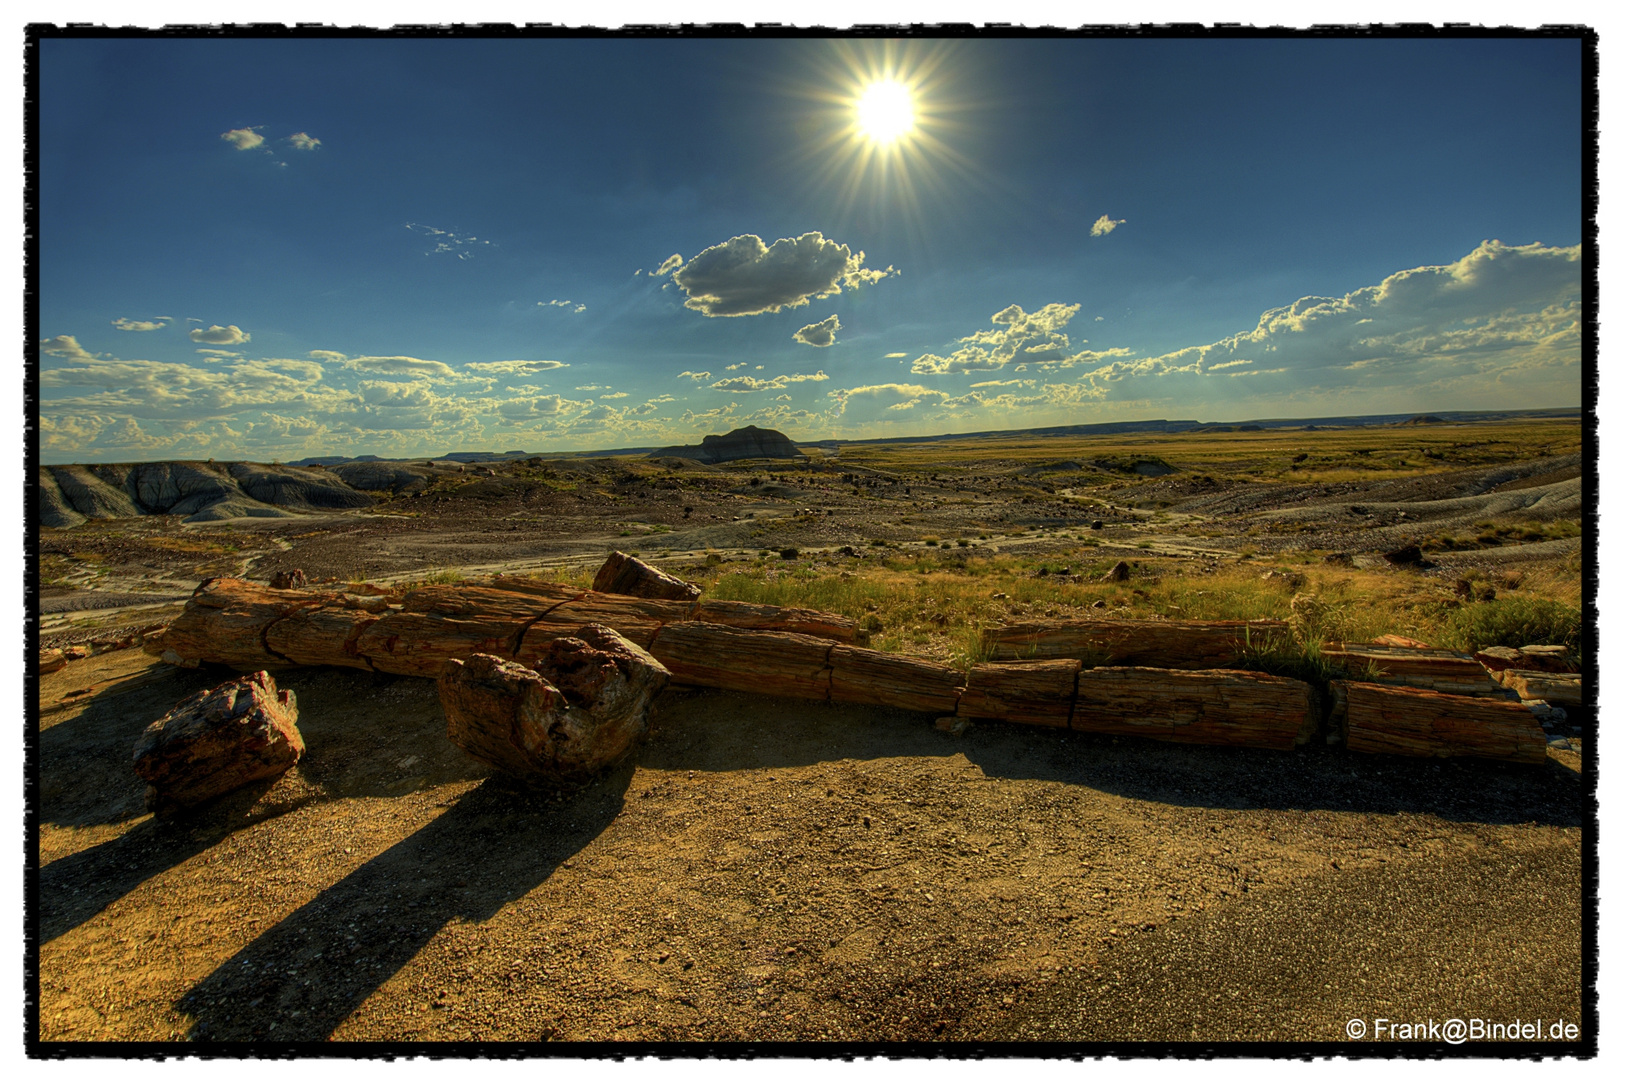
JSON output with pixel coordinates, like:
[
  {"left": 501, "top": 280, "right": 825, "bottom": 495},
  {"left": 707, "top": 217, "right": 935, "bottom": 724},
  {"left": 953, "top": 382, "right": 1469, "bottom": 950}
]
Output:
[
  {"left": 132, "top": 670, "right": 304, "bottom": 813},
  {"left": 439, "top": 624, "right": 670, "bottom": 785}
]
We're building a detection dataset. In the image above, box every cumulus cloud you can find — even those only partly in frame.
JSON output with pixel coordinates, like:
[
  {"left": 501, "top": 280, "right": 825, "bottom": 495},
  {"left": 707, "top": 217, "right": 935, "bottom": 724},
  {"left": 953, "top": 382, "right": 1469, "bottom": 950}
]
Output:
[
  {"left": 883, "top": 352, "right": 907, "bottom": 358},
  {"left": 287, "top": 132, "right": 321, "bottom": 150},
  {"left": 112, "top": 317, "right": 171, "bottom": 332},
  {"left": 793, "top": 314, "right": 841, "bottom": 348},
  {"left": 1070, "top": 240, "right": 1582, "bottom": 405},
  {"left": 190, "top": 324, "right": 251, "bottom": 346},
  {"left": 677, "top": 370, "right": 712, "bottom": 382},
  {"left": 653, "top": 254, "right": 684, "bottom": 276},
  {"left": 308, "top": 350, "right": 348, "bottom": 364},
  {"left": 348, "top": 355, "right": 458, "bottom": 378},
  {"left": 827, "top": 383, "right": 954, "bottom": 423},
  {"left": 464, "top": 360, "right": 569, "bottom": 376},
  {"left": 670, "top": 232, "right": 897, "bottom": 317},
  {"left": 1091, "top": 215, "right": 1126, "bottom": 237},
  {"left": 708, "top": 371, "right": 829, "bottom": 393},
  {"left": 40, "top": 335, "right": 96, "bottom": 361},
  {"left": 911, "top": 303, "right": 1081, "bottom": 374},
  {"left": 221, "top": 127, "right": 265, "bottom": 150}
]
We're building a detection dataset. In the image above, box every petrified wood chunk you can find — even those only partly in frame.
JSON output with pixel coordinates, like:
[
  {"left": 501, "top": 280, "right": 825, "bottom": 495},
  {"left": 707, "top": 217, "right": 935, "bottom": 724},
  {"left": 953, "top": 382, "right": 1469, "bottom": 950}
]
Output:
[
  {"left": 1331, "top": 680, "right": 1548, "bottom": 763},
  {"left": 1500, "top": 671, "right": 1583, "bottom": 706},
  {"left": 269, "top": 568, "right": 307, "bottom": 589},
  {"left": 647, "top": 622, "right": 834, "bottom": 700},
  {"left": 1475, "top": 645, "right": 1579, "bottom": 674},
  {"left": 1323, "top": 642, "right": 1499, "bottom": 696},
  {"left": 1071, "top": 667, "right": 1317, "bottom": 750},
  {"left": 958, "top": 660, "right": 1081, "bottom": 728},
  {"left": 691, "top": 598, "right": 859, "bottom": 642},
  {"left": 982, "top": 619, "right": 1289, "bottom": 668},
  {"left": 828, "top": 646, "right": 964, "bottom": 714},
  {"left": 39, "top": 647, "right": 67, "bottom": 674},
  {"left": 132, "top": 670, "right": 304, "bottom": 812},
  {"left": 439, "top": 624, "right": 669, "bottom": 784},
  {"left": 592, "top": 551, "right": 702, "bottom": 602}
]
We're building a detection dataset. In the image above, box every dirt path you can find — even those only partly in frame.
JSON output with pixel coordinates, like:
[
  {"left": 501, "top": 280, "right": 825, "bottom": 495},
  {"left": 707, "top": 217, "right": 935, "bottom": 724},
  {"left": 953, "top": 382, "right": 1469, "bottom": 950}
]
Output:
[{"left": 36, "top": 650, "right": 1584, "bottom": 1044}]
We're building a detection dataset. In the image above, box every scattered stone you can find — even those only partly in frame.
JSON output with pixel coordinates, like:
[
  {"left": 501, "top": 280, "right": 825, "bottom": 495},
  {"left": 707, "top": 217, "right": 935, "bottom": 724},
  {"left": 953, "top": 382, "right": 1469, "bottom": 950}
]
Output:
[
  {"left": 591, "top": 551, "right": 701, "bottom": 602},
  {"left": 934, "top": 715, "right": 970, "bottom": 736},
  {"left": 1382, "top": 545, "right": 1424, "bottom": 566},
  {"left": 1090, "top": 520, "right": 1103, "bottom": 530},
  {"left": 64, "top": 646, "right": 89, "bottom": 661},
  {"left": 132, "top": 670, "right": 304, "bottom": 813},
  {"left": 1091, "top": 600, "right": 1107, "bottom": 609},
  {"left": 439, "top": 624, "right": 670, "bottom": 785},
  {"left": 270, "top": 568, "right": 308, "bottom": 590},
  {"left": 1102, "top": 560, "right": 1131, "bottom": 583},
  {"left": 39, "top": 647, "right": 66, "bottom": 674}
]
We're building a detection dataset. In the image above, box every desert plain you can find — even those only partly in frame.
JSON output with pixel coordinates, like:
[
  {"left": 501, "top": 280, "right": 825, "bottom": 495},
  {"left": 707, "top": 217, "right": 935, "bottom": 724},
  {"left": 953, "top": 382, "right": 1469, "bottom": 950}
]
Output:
[{"left": 33, "top": 413, "right": 1587, "bottom": 1046}]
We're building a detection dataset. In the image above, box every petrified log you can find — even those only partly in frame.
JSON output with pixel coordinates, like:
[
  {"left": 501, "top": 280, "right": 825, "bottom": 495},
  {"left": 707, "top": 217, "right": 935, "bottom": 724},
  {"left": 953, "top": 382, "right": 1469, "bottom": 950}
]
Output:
[
  {"left": 691, "top": 598, "right": 858, "bottom": 642},
  {"left": 592, "top": 551, "right": 701, "bottom": 602},
  {"left": 439, "top": 624, "right": 669, "bottom": 784},
  {"left": 982, "top": 618, "right": 1290, "bottom": 667},
  {"left": 828, "top": 646, "right": 964, "bottom": 714},
  {"left": 1323, "top": 642, "right": 1500, "bottom": 696},
  {"left": 1373, "top": 634, "right": 1432, "bottom": 649},
  {"left": 1331, "top": 680, "right": 1548, "bottom": 763},
  {"left": 647, "top": 623, "right": 834, "bottom": 700},
  {"left": 160, "top": 578, "right": 350, "bottom": 670},
  {"left": 1500, "top": 671, "right": 1583, "bottom": 706},
  {"left": 39, "top": 647, "right": 67, "bottom": 674},
  {"left": 1070, "top": 667, "right": 1317, "bottom": 750},
  {"left": 1475, "top": 645, "right": 1579, "bottom": 674},
  {"left": 132, "top": 670, "right": 304, "bottom": 812},
  {"left": 958, "top": 660, "right": 1081, "bottom": 728}
]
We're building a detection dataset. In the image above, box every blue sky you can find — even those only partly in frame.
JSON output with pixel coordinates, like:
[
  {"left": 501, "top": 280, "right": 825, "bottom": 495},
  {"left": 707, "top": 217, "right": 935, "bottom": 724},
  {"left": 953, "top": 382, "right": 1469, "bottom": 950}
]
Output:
[{"left": 35, "top": 34, "right": 1584, "bottom": 463}]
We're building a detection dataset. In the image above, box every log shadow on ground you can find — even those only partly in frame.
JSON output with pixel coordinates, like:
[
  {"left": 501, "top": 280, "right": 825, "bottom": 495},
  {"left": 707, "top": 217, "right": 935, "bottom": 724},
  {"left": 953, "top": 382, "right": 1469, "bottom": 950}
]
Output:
[
  {"left": 174, "top": 768, "right": 630, "bottom": 1042},
  {"left": 640, "top": 689, "right": 1582, "bottom": 829},
  {"left": 38, "top": 664, "right": 486, "bottom": 943}
]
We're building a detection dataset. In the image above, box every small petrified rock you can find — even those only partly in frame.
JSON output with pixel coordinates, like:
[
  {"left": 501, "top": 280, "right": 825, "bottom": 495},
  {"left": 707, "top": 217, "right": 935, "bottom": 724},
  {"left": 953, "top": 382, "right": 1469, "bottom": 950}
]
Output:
[
  {"left": 439, "top": 624, "right": 669, "bottom": 785},
  {"left": 270, "top": 568, "right": 308, "bottom": 590},
  {"left": 1102, "top": 560, "right": 1131, "bottom": 583},
  {"left": 592, "top": 551, "right": 701, "bottom": 602},
  {"left": 39, "top": 647, "right": 67, "bottom": 674},
  {"left": 132, "top": 670, "right": 303, "bottom": 812},
  {"left": 1476, "top": 645, "right": 1578, "bottom": 674},
  {"left": 1383, "top": 545, "right": 1424, "bottom": 566}
]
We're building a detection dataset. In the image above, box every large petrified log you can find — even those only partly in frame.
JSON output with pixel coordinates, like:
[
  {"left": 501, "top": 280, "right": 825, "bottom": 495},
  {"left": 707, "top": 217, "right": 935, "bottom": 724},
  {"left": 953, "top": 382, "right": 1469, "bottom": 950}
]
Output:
[
  {"left": 958, "top": 660, "right": 1081, "bottom": 728},
  {"left": 1322, "top": 642, "right": 1500, "bottom": 696},
  {"left": 646, "top": 622, "right": 834, "bottom": 700},
  {"left": 132, "top": 670, "right": 304, "bottom": 812},
  {"left": 151, "top": 577, "right": 857, "bottom": 676},
  {"left": 1070, "top": 667, "right": 1318, "bottom": 750},
  {"left": 439, "top": 624, "right": 669, "bottom": 784},
  {"left": 827, "top": 646, "right": 964, "bottom": 714},
  {"left": 592, "top": 550, "right": 701, "bottom": 602},
  {"left": 981, "top": 618, "right": 1290, "bottom": 667},
  {"left": 1330, "top": 679, "right": 1548, "bottom": 763}
]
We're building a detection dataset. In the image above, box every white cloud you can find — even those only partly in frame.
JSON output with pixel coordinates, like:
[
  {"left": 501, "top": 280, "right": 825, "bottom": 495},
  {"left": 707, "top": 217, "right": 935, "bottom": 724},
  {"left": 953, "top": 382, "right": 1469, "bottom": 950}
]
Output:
[
  {"left": 221, "top": 127, "right": 264, "bottom": 151},
  {"left": 828, "top": 383, "right": 954, "bottom": 423},
  {"left": 195, "top": 349, "right": 242, "bottom": 360},
  {"left": 677, "top": 370, "right": 712, "bottom": 381},
  {"left": 308, "top": 350, "right": 348, "bottom": 364},
  {"left": 464, "top": 360, "right": 569, "bottom": 376},
  {"left": 190, "top": 324, "right": 251, "bottom": 345},
  {"left": 653, "top": 254, "right": 684, "bottom": 276},
  {"left": 287, "top": 132, "right": 321, "bottom": 150},
  {"left": 1091, "top": 215, "right": 1126, "bottom": 237},
  {"left": 708, "top": 371, "right": 829, "bottom": 393},
  {"left": 911, "top": 303, "right": 1081, "bottom": 374},
  {"left": 793, "top": 314, "right": 841, "bottom": 348},
  {"left": 112, "top": 317, "right": 171, "bottom": 332},
  {"left": 348, "top": 355, "right": 457, "bottom": 378},
  {"left": 39, "top": 335, "right": 96, "bottom": 361},
  {"left": 671, "top": 232, "right": 897, "bottom": 317},
  {"left": 725, "top": 363, "right": 747, "bottom": 371},
  {"left": 601, "top": 392, "right": 629, "bottom": 399},
  {"left": 406, "top": 222, "right": 495, "bottom": 259},
  {"left": 540, "top": 299, "right": 585, "bottom": 313},
  {"left": 884, "top": 352, "right": 907, "bottom": 358}
]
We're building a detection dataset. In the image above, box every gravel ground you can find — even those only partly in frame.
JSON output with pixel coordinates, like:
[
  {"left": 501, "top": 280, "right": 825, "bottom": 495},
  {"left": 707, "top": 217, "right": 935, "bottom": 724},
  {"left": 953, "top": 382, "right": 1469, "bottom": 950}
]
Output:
[{"left": 35, "top": 649, "right": 1585, "bottom": 1047}]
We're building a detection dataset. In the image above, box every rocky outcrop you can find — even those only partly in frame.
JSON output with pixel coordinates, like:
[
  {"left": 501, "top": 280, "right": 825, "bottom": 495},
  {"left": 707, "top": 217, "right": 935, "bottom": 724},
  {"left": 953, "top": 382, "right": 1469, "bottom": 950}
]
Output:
[
  {"left": 228, "top": 463, "right": 376, "bottom": 511},
  {"left": 50, "top": 465, "right": 143, "bottom": 519},
  {"left": 649, "top": 425, "right": 805, "bottom": 464},
  {"left": 328, "top": 461, "right": 435, "bottom": 495},
  {"left": 131, "top": 670, "right": 305, "bottom": 812},
  {"left": 39, "top": 460, "right": 379, "bottom": 527},
  {"left": 38, "top": 469, "right": 86, "bottom": 529}
]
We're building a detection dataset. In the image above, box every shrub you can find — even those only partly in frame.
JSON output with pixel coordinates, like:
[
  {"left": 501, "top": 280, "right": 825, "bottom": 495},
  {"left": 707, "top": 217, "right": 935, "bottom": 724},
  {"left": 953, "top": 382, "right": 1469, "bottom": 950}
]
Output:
[{"left": 1438, "top": 598, "right": 1583, "bottom": 661}]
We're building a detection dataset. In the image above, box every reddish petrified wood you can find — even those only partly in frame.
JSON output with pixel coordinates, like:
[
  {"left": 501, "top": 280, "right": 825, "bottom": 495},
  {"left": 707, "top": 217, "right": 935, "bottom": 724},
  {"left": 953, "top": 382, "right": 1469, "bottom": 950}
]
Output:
[
  {"left": 1331, "top": 679, "right": 1548, "bottom": 763},
  {"left": 1323, "top": 642, "right": 1500, "bottom": 696},
  {"left": 1070, "top": 667, "right": 1317, "bottom": 750},
  {"left": 958, "top": 660, "right": 1082, "bottom": 728},
  {"left": 647, "top": 622, "right": 835, "bottom": 700},
  {"left": 132, "top": 670, "right": 304, "bottom": 812},
  {"left": 827, "top": 646, "right": 964, "bottom": 714},
  {"left": 592, "top": 551, "right": 702, "bottom": 602},
  {"left": 982, "top": 618, "right": 1289, "bottom": 667}
]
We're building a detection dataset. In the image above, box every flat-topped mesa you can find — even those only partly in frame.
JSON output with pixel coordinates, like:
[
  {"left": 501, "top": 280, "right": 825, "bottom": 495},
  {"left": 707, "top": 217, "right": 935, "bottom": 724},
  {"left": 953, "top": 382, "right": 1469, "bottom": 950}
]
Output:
[
  {"left": 980, "top": 618, "right": 1291, "bottom": 668},
  {"left": 649, "top": 425, "right": 806, "bottom": 464}
]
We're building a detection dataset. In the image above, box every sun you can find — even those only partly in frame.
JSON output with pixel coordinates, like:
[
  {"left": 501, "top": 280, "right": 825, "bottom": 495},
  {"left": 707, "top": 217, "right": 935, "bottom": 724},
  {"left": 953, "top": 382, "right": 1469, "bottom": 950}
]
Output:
[{"left": 855, "top": 80, "right": 916, "bottom": 144}]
